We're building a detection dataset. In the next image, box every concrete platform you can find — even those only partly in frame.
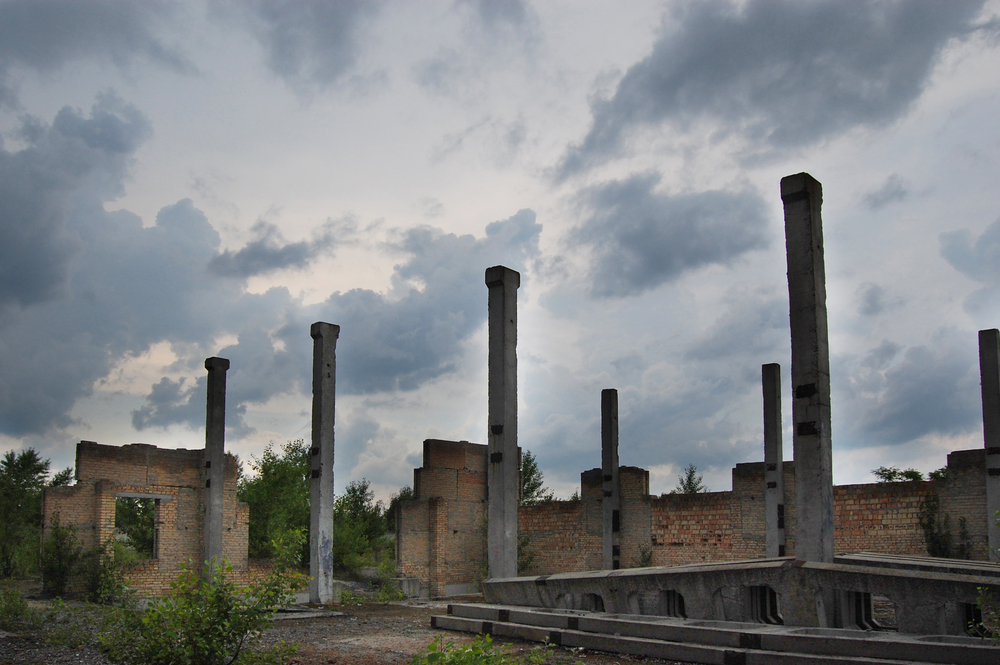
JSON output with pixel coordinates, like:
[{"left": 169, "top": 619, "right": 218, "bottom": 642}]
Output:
[{"left": 434, "top": 603, "right": 1000, "bottom": 665}]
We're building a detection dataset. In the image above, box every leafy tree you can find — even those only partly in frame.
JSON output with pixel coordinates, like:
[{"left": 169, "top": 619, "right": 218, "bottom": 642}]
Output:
[
  {"left": 50, "top": 467, "right": 74, "bottom": 487},
  {"left": 115, "top": 497, "right": 155, "bottom": 558},
  {"left": 520, "top": 451, "right": 554, "bottom": 506},
  {"left": 928, "top": 467, "right": 948, "bottom": 482},
  {"left": 237, "top": 440, "right": 310, "bottom": 563},
  {"left": 0, "top": 449, "right": 50, "bottom": 577},
  {"left": 386, "top": 485, "right": 414, "bottom": 533},
  {"left": 331, "top": 479, "right": 391, "bottom": 574},
  {"left": 872, "top": 466, "right": 923, "bottom": 482},
  {"left": 670, "top": 464, "right": 707, "bottom": 494}
]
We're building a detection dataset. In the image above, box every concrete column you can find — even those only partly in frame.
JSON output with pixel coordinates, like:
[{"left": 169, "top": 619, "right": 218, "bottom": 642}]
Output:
[
  {"left": 203, "top": 356, "right": 229, "bottom": 568},
  {"left": 762, "top": 363, "right": 786, "bottom": 558},
  {"left": 979, "top": 329, "right": 1000, "bottom": 559},
  {"left": 782, "top": 173, "right": 834, "bottom": 564},
  {"left": 602, "top": 389, "right": 621, "bottom": 570},
  {"left": 310, "top": 322, "right": 340, "bottom": 603},
  {"left": 486, "top": 265, "right": 520, "bottom": 579}
]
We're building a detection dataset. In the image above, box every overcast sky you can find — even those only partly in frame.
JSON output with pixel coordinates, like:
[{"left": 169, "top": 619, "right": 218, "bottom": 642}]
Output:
[{"left": 2, "top": 0, "right": 1000, "bottom": 501}]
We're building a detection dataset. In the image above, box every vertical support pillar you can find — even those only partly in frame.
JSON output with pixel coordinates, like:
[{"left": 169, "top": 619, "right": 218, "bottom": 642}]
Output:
[
  {"left": 602, "top": 389, "right": 621, "bottom": 570},
  {"left": 979, "top": 329, "right": 1000, "bottom": 559},
  {"left": 486, "top": 265, "right": 520, "bottom": 579},
  {"left": 310, "top": 322, "right": 340, "bottom": 603},
  {"left": 782, "top": 172, "right": 834, "bottom": 564},
  {"left": 762, "top": 363, "right": 786, "bottom": 558},
  {"left": 203, "top": 356, "right": 229, "bottom": 568}
]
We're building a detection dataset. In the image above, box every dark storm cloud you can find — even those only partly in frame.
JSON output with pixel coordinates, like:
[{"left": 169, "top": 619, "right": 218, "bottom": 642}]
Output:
[
  {"left": 571, "top": 172, "right": 768, "bottom": 297},
  {"left": 863, "top": 174, "right": 909, "bottom": 210},
  {"left": 208, "top": 217, "right": 353, "bottom": 278},
  {"left": 940, "top": 216, "right": 1000, "bottom": 312},
  {"left": 557, "top": 0, "right": 986, "bottom": 178},
  {"left": 0, "top": 94, "right": 151, "bottom": 309},
  {"left": 0, "top": 0, "right": 192, "bottom": 108},
  {"left": 857, "top": 283, "right": 904, "bottom": 317},
  {"left": 224, "top": 0, "right": 378, "bottom": 89},
  {"left": 835, "top": 331, "right": 980, "bottom": 447}
]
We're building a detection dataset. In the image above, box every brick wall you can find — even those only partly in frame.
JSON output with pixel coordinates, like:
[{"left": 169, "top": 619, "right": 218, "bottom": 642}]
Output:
[
  {"left": 42, "top": 441, "right": 249, "bottom": 597},
  {"left": 397, "top": 443, "right": 995, "bottom": 596}
]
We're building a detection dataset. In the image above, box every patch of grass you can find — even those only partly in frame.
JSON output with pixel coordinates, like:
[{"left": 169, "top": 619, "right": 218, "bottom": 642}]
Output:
[{"left": 411, "top": 635, "right": 550, "bottom": 665}]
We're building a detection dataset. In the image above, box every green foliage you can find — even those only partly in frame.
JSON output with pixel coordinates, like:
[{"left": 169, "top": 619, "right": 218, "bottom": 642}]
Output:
[
  {"left": 238, "top": 440, "right": 311, "bottom": 564},
  {"left": 918, "top": 492, "right": 953, "bottom": 557},
  {"left": 98, "top": 531, "right": 306, "bottom": 665},
  {"left": 630, "top": 542, "right": 653, "bottom": 568},
  {"left": 670, "top": 464, "right": 707, "bottom": 494},
  {"left": 928, "top": 467, "right": 948, "bottom": 482},
  {"left": 520, "top": 451, "right": 554, "bottom": 506},
  {"left": 0, "top": 449, "right": 50, "bottom": 578},
  {"left": 332, "top": 479, "right": 392, "bottom": 575},
  {"left": 872, "top": 466, "right": 924, "bottom": 482},
  {"left": 41, "top": 512, "right": 83, "bottom": 596},
  {"left": 80, "top": 536, "right": 138, "bottom": 605},
  {"left": 0, "top": 587, "right": 41, "bottom": 633},
  {"left": 338, "top": 589, "right": 365, "bottom": 605},
  {"left": 115, "top": 497, "right": 155, "bottom": 557},
  {"left": 50, "top": 467, "right": 74, "bottom": 487},
  {"left": 387, "top": 485, "right": 415, "bottom": 533},
  {"left": 516, "top": 531, "right": 535, "bottom": 575},
  {"left": 411, "top": 635, "right": 548, "bottom": 665}
]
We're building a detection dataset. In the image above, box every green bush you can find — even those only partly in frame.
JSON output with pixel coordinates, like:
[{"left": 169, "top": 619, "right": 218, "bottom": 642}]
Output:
[
  {"left": 81, "top": 536, "right": 137, "bottom": 605},
  {"left": 411, "top": 635, "right": 548, "bottom": 665},
  {"left": 98, "top": 531, "right": 306, "bottom": 665},
  {"left": 40, "top": 512, "right": 82, "bottom": 596},
  {"left": 0, "top": 587, "right": 41, "bottom": 633}
]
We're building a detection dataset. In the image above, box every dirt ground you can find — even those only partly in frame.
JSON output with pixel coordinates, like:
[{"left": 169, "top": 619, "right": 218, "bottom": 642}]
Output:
[{"left": 1, "top": 598, "right": 695, "bottom": 665}]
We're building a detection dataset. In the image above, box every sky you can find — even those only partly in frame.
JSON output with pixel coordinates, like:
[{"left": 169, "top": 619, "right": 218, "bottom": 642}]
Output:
[{"left": 2, "top": 0, "right": 1000, "bottom": 502}]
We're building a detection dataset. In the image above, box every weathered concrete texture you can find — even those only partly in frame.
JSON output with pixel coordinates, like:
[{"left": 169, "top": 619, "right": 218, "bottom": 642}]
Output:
[
  {"left": 204, "top": 356, "right": 230, "bottom": 567},
  {"left": 439, "top": 603, "right": 1000, "bottom": 664},
  {"left": 781, "top": 173, "right": 834, "bottom": 565},
  {"left": 762, "top": 364, "right": 786, "bottom": 559},
  {"left": 486, "top": 265, "right": 520, "bottom": 579},
  {"left": 481, "top": 553, "right": 1000, "bottom": 636},
  {"left": 310, "top": 322, "right": 340, "bottom": 604},
  {"left": 979, "top": 329, "right": 1000, "bottom": 560},
  {"left": 601, "top": 389, "right": 621, "bottom": 570}
]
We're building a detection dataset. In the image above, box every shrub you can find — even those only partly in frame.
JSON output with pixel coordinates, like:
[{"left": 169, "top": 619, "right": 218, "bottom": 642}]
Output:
[
  {"left": 411, "top": 635, "right": 548, "bottom": 665},
  {"left": 81, "top": 536, "right": 136, "bottom": 605},
  {"left": 40, "top": 512, "right": 82, "bottom": 596},
  {"left": 0, "top": 587, "right": 41, "bottom": 633},
  {"left": 98, "top": 530, "right": 306, "bottom": 665}
]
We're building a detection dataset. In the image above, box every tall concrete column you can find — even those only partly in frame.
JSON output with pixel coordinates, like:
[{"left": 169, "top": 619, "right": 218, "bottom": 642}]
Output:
[
  {"left": 762, "top": 363, "right": 786, "bottom": 558},
  {"left": 979, "top": 329, "right": 1000, "bottom": 559},
  {"left": 203, "top": 356, "right": 229, "bottom": 568},
  {"left": 602, "top": 389, "right": 621, "bottom": 570},
  {"left": 782, "top": 173, "right": 834, "bottom": 564},
  {"left": 310, "top": 322, "right": 340, "bottom": 603},
  {"left": 486, "top": 265, "right": 519, "bottom": 579}
]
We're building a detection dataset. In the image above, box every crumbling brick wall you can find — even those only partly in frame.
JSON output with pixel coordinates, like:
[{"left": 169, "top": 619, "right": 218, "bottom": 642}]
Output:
[
  {"left": 42, "top": 441, "right": 248, "bottom": 596},
  {"left": 397, "top": 440, "right": 487, "bottom": 597},
  {"left": 397, "top": 442, "right": 994, "bottom": 596}
]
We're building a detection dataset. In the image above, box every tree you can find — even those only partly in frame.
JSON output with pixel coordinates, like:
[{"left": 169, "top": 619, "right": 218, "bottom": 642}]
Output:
[
  {"left": 0, "top": 449, "right": 50, "bottom": 577},
  {"left": 331, "top": 479, "right": 391, "bottom": 574},
  {"left": 237, "top": 440, "right": 310, "bottom": 563},
  {"left": 115, "top": 497, "right": 155, "bottom": 557},
  {"left": 872, "top": 466, "right": 923, "bottom": 482},
  {"left": 670, "top": 464, "right": 707, "bottom": 494},
  {"left": 520, "top": 450, "right": 554, "bottom": 505},
  {"left": 386, "top": 485, "right": 414, "bottom": 533}
]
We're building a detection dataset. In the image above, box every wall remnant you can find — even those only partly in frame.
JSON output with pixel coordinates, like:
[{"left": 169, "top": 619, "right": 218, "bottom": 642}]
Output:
[
  {"left": 398, "top": 440, "right": 989, "bottom": 597},
  {"left": 43, "top": 441, "right": 249, "bottom": 596},
  {"left": 309, "top": 321, "right": 340, "bottom": 604}
]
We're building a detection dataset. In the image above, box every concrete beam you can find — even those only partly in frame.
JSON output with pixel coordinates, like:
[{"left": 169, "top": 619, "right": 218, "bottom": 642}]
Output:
[
  {"left": 310, "top": 322, "right": 340, "bottom": 603},
  {"left": 979, "top": 329, "right": 1000, "bottom": 559},
  {"left": 203, "top": 356, "right": 229, "bottom": 568},
  {"left": 781, "top": 172, "right": 834, "bottom": 565},
  {"left": 601, "top": 389, "right": 621, "bottom": 570},
  {"left": 762, "top": 363, "right": 786, "bottom": 558},
  {"left": 486, "top": 265, "right": 520, "bottom": 579}
]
